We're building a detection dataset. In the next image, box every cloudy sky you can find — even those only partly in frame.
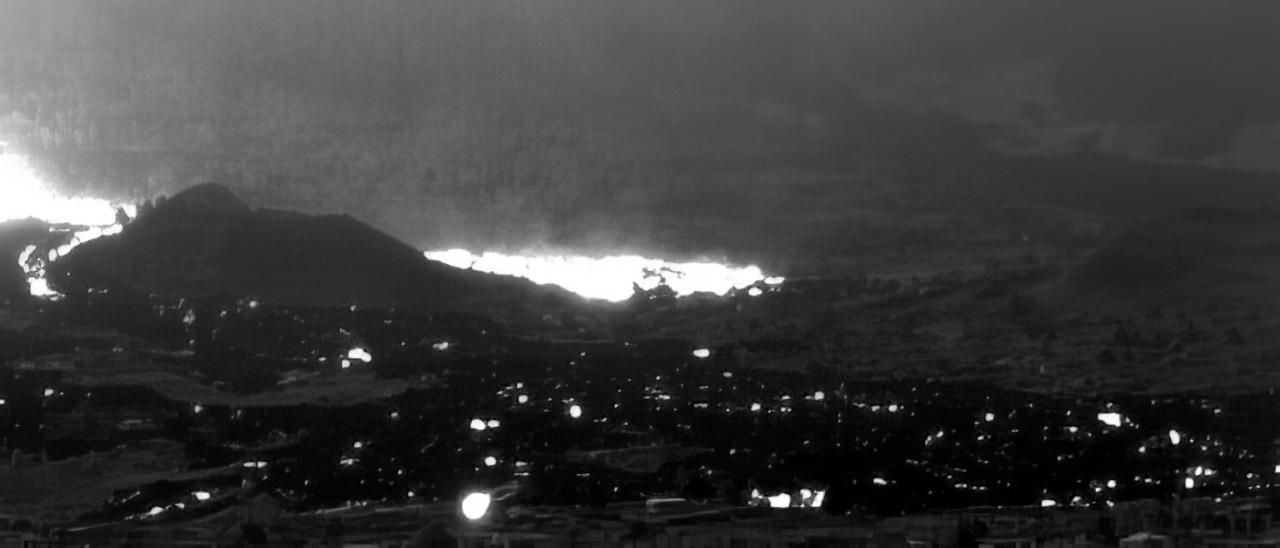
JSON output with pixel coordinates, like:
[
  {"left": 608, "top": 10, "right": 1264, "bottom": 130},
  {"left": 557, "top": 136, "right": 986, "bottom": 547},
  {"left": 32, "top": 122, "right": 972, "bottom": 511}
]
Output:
[{"left": 3, "top": 1, "right": 1279, "bottom": 252}]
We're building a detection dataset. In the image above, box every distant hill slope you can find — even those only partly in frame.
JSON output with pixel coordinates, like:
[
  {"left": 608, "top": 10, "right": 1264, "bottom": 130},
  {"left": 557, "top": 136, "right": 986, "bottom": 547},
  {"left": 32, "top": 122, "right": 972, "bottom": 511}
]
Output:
[
  {"left": 1063, "top": 207, "right": 1280, "bottom": 300},
  {"left": 47, "top": 183, "right": 581, "bottom": 311}
]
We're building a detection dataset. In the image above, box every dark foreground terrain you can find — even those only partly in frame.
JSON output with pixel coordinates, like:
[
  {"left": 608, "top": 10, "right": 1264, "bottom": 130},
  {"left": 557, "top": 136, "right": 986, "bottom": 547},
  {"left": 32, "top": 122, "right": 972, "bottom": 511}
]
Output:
[{"left": 3, "top": 190, "right": 1280, "bottom": 542}]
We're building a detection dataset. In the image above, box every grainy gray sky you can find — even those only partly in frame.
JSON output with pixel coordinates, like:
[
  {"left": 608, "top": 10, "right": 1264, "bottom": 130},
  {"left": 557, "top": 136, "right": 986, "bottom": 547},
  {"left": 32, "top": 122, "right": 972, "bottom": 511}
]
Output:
[{"left": 3, "top": 1, "right": 1279, "bottom": 252}]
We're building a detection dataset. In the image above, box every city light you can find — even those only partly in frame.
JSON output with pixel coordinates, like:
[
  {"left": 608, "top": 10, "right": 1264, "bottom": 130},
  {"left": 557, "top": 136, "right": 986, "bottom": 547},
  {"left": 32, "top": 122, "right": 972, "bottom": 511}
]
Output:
[
  {"left": 347, "top": 347, "right": 373, "bottom": 363},
  {"left": 461, "top": 492, "right": 491, "bottom": 520},
  {"left": 1097, "top": 412, "right": 1123, "bottom": 427}
]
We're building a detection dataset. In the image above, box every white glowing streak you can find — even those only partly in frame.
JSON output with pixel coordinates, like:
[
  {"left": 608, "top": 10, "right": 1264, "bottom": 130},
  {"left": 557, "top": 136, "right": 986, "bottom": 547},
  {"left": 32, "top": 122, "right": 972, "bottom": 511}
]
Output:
[
  {"left": 767, "top": 493, "right": 792, "bottom": 508},
  {"left": 461, "top": 492, "right": 491, "bottom": 520},
  {"left": 424, "top": 249, "right": 779, "bottom": 302},
  {"left": 0, "top": 152, "right": 120, "bottom": 225}
]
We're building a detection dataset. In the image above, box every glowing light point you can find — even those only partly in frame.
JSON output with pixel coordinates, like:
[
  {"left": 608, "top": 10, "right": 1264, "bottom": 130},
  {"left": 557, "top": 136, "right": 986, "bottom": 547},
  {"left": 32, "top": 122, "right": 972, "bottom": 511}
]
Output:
[
  {"left": 484, "top": 456, "right": 498, "bottom": 467},
  {"left": 985, "top": 412, "right": 996, "bottom": 422},
  {"left": 347, "top": 347, "right": 372, "bottom": 363},
  {"left": 1185, "top": 477, "right": 1195, "bottom": 489},
  {"left": 1041, "top": 499, "right": 1058, "bottom": 508},
  {"left": 517, "top": 394, "right": 529, "bottom": 404},
  {"left": 432, "top": 341, "right": 451, "bottom": 351},
  {"left": 1106, "top": 480, "right": 1117, "bottom": 489},
  {"left": 873, "top": 477, "right": 888, "bottom": 486},
  {"left": 568, "top": 404, "right": 583, "bottom": 419},
  {"left": 1169, "top": 429, "right": 1182, "bottom": 446},
  {"left": 461, "top": 492, "right": 491, "bottom": 520},
  {"left": 692, "top": 348, "right": 711, "bottom": 359},
  {"left": 193, "top": 491, "right": 211, "bottom": 501},
  {"left": 813, "top": 391, "right": 825, "bottom": 401},
  {"left": 486, "top": 419, "right": 500, "bottom": 429},
  {"left": 747, "top": 287, "right": 763, "bottom": 297},
  {"left": 767, "top": 493, "right": 792, "bottom": 508},
  {"left": 1097, "top": 412, "right": 1123, "bottom": 427},
  {"left": 469, "top": 418, "right": 487, "bottom": 431},
  {"left": 148, "top": 506, "right": 164, "bottom": 516}
]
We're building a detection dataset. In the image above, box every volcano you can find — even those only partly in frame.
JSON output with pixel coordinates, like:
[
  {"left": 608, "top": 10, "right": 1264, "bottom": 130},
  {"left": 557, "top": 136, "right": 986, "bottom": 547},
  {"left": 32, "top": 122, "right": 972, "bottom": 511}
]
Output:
[{"left": 47, "top": 183, "right": 579, "bottom": 312}]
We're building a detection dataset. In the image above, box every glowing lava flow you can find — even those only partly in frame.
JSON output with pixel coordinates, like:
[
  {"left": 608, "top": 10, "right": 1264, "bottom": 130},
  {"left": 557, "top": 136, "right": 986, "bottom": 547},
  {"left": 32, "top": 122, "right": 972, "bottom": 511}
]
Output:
[
  {"left": 425, "top": 248, "right": 783, "bottom": 302},
  {"left": 2, "top": 148, "right": 133, "bottom": 298}
]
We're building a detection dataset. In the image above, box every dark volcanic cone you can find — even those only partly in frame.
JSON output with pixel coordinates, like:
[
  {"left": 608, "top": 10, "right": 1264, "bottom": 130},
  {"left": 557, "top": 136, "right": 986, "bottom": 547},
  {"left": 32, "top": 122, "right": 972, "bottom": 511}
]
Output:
[{"left": 47, "top": 182, "right": 578, "bottom": 311}]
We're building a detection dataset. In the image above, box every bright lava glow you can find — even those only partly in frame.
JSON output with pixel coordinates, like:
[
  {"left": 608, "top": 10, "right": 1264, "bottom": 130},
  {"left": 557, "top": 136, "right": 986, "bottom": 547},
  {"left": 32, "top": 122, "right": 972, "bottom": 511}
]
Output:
[
  {"left": 425, "top": 248, "right": 782, "bottom": 302},
  {"left": 461, "top": 492, "right": 491, "bottom": 520},
  {"left": 0, "top": 151, "right": 121, "bottom": 225},
  {"left": 4, "top": 149, "right": 135, "bottom": 299}
]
